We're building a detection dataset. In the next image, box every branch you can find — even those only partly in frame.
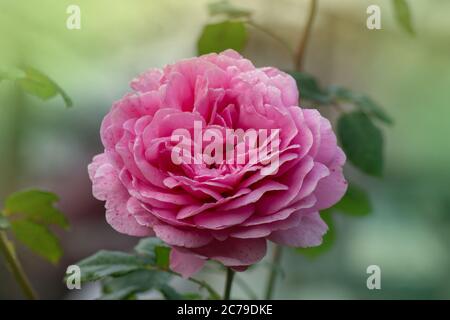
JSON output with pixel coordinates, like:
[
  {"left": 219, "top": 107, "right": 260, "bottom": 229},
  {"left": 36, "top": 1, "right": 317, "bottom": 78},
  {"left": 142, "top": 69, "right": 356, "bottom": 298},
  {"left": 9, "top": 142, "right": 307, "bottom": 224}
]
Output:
[
  {"left": 0, "top": 231, "right": 37, "bottom": 299},
  {"left": 295, "top": 0, "right": 318, "bottom": 71}
]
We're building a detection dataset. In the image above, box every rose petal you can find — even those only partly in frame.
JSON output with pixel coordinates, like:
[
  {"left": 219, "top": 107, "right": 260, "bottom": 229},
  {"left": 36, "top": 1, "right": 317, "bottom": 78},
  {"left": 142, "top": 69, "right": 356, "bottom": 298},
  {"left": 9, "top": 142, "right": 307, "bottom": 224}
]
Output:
[
  {"left": 269, "top": 212, "right": 328, "bottom": 247},
  {"left": 170, "top": 248, "right": 205, "bottom": 278}
]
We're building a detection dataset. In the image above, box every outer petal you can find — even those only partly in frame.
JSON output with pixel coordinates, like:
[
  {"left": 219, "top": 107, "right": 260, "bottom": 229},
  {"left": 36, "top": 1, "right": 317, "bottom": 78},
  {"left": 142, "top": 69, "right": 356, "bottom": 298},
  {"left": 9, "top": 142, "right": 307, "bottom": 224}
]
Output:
[
  {"left": 310, "top": 148, "right": 348, "bottom": 211},
  {"left": 170, "top": 249, "right": 205, "bottom": 278},
  {"left": 192, "top": 237, "right": 267, "bottom": 267},
  {"left": 88, "top": 154, "right": 153, "bottom": 236},
  {"left": 153, "top": 224, "right": 213, "bottom": 248},
  {"left": 269, "top": 212, "right": 327, "bottom": 247}
]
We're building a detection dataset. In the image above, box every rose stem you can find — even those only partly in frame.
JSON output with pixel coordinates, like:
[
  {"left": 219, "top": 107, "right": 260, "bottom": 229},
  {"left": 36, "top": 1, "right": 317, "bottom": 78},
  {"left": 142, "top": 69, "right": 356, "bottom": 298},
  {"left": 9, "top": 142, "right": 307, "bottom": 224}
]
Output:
[
  {"left": 265, "top": 0, "right": 319, "bottom": 300},
  {"left": 0, "top": 230, "right": 37, "bottom": 300},
  {"left": 223, "top": 268, "right": 235, "bottom": 300},
  {"left": 295, "top": 0, "right": 318, "bottom": 71},
  {"left": 245, "top": 20, "right": 295, "bottom": 57},
  {"left": 264, "top": 244, "right": 283, "bottom": 299}
]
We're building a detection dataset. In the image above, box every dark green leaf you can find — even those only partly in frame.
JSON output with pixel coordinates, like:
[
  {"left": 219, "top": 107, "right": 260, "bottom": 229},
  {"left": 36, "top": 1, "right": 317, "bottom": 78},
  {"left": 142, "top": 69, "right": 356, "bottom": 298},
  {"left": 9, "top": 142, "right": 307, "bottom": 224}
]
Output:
[
  {"left": 392, "top": 0, "right": 415, "bottom": 35},
  {"left": 287, "top": 71, "right": 330, "bottom": 104},
  {"left": 296, "top": 210, "right": 335, "bottom": 258},
  {"left": 76, "top": 250, "right": 153, "bottom": 282},
  {"left": 327, "top": 85, "right": 393, "bottom": 125},
  {"left": 0, "top": 215, "right": 10, "bottom": 230},
  {"left": 208, "top": 0, "right": 251, "bottom": 18},
  {"left": 327, "top": 85, "right": 354, "bottom": 101},
  {"left": 159, "top": 284, "right": 183, "bottom": 300},
  {"left": 11, "top": 220, "right": 63, "bottom": 263},
  {"left": 197, "top": 21, "right": 247, "bottom": 55},
  {"left": 100, "top": 269, "right": 170, "bottom": 300},
  {"left": 334, "top": 184, "right": 372, "bottom": 216},
  {"left": 16, "top": 67, "right": 73, "bottom": 107},
  {"left": 4, "top": 189, "right": 68, "bottom": 229},
  {"left": 338, "top": 111, "right": 384, "bottom": 176},
  {"left": 355, "top": 96, "right": 393, "bottom": 125},
  {"left": 155, "top": 246, "right": 171, "bottom": 270}
]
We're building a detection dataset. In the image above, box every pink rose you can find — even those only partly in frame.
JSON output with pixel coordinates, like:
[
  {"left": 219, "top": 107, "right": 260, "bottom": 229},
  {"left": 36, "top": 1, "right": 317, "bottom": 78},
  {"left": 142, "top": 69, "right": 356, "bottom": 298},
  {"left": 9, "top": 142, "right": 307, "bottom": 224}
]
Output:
[{"left": 88, "top": 50, "right": 347, "bottom": 278}]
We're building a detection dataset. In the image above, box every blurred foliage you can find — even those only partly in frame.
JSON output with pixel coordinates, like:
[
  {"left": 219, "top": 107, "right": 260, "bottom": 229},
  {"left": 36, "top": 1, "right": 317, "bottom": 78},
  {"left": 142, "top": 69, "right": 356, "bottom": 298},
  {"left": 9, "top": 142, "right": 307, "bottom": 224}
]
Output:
[
  {"left": 198, "top": 21, "right": 247, "bottom": 55},
  {"left": 208, "top": 0, "right": 251, "bottom": 19},
  {"left": 2, "top": 189, "right": 68, "bottom": 264},
  {"left": 334, "top": 184, "right": 372, "bottom": 217},
  {"left": 0, "top": 66, "right": 72, "bottom": 107},
  {"left": 338, "top": 111, "right": 384, "bottom": 176},
  {"left": 392, "top": 0, "right": 415, "bottom": 35}
]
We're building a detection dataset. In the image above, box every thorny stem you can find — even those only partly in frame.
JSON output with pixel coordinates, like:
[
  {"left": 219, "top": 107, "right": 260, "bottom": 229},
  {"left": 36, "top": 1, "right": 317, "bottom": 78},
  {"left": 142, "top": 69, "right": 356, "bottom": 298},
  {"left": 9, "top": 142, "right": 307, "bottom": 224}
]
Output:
[
  {"left": 0, "top": 230, "right": 37, "bottom": 300},
  {"left": 223, "top": 268, "right": 235, "bottom": 300}
]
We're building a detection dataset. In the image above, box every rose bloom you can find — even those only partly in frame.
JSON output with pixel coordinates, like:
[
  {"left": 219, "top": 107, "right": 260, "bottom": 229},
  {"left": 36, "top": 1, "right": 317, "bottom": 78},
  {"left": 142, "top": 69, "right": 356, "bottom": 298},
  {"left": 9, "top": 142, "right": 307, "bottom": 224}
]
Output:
[{"left": 88, "top": 50, "right": 347, "bottom": 278}]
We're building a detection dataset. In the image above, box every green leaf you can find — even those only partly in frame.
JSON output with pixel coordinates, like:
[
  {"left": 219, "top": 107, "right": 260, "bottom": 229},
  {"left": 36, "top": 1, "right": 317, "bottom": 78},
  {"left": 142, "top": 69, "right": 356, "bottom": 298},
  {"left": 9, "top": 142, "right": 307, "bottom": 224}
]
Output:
[
  {"left": 100, "top": 269, "right": 170, "bottom": 300},
  {"left": 355, "top": 95, "right": 393, "bottom": 125},
  {"left": 4, "top": 189, "right": 68, "bottom": 229},
  {"left": 334, "top": 184, "right": 372, "bottom": 216},
  {"left": 197, "top": 21, "right": 247, "bottom": 55},
  {"left": 0, "top": 215, "right": 10, "bottom": 230},
  {"left": 76, "top": 250, "right": 153, "bottom": 282},
  {"left": 208, "top": 0, "right": 251, "bottom": 18},
  {"left": 296, "top": 210, "right": 335, "bottom": 258},
  {"left": 159, "top": 284, "right": 183, "bottom": 300},
  {"left": 392, "top": 0, "right": 415, "bottom": 35},
  {"left": 326, "top": 85, "right": 354, "bottom": 101},
  {"left": 134, "top": 237, "right": 161, "bottom": 259},
  {"left": 155, "top": 246, "right": 171, "bottom": 270},
  {"left": 338, "top": 111, "right": 384, "bottom": 176},
  {"left": 287, "top": 71, "right": 331, "bottom": 104},
  {"left": 16, "top": 67, "right": 73, "bottom": 107},
  {"left": 327, "top": 85, "right": 393, "bottom": 125},
  {"left": 134, "top": 237, "right": 170, "bottom": 269},
  {"left": 11, "top": 220, "right": 63, "bottom": 263}
]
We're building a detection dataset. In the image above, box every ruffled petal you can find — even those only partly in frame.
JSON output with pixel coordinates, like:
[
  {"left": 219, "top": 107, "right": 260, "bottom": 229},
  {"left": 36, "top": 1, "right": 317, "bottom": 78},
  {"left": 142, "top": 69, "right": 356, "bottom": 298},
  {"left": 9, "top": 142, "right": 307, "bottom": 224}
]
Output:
[
  {"left": 170, "top": 248, "right": 205, "bottom": 278},
  {"left": 269, "top": 212, "right": 327, "bottom": 247}
]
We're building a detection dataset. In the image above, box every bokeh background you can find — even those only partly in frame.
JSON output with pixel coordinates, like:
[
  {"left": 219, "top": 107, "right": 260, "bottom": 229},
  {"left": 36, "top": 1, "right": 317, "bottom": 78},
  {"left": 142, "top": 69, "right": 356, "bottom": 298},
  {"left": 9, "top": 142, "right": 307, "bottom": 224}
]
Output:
[{"left": 1, "top": 0, "right": 450, "bottom": 299}]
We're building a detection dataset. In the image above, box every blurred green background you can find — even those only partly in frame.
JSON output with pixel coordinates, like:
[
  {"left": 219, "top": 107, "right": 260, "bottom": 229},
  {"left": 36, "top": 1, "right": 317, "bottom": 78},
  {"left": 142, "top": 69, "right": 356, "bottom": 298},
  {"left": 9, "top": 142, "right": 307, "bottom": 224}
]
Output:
[{"left": 1, "top": 0, "right": 450, "bottom": 299}]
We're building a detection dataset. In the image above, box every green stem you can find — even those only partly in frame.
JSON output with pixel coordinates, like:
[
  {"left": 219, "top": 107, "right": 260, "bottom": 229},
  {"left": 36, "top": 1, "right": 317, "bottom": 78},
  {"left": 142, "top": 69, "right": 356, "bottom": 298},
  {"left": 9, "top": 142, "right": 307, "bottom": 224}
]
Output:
[
  {"left": 146, "top": 265, "right": 221, "bottom": 299},
  {"left": 295, "top": 0, "right": 318, "bottom": 71},
  {"left": 0, "top": 231, "right": 37, "bottom": 299},
  {"left": 223, "top": 268, "right": 235, "bottom": 300},
  {"left": 264, "top": 244, "right": 283, "bottom": 299},
  {"left": 189, "top": 276, "right": 221, "bottom": 300},
  {"left": 245, "top": 20, "right": 296, "bottom": 58}
]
